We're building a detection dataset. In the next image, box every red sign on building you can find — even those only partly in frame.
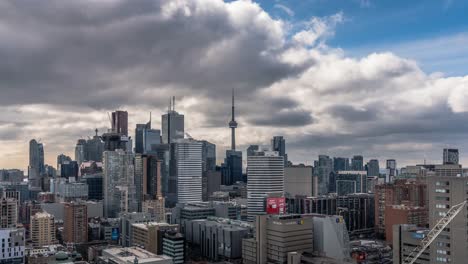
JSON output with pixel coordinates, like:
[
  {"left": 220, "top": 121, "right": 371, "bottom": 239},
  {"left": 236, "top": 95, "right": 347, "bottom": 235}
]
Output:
[{"left": 266, "top": 197, "right": 286, "bottom": 214}]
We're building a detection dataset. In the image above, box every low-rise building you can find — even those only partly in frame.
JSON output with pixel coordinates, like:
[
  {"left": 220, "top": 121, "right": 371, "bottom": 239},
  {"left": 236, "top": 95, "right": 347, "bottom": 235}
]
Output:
[{"left": 98, "top": 246, "right": 173, "bottom": 264}]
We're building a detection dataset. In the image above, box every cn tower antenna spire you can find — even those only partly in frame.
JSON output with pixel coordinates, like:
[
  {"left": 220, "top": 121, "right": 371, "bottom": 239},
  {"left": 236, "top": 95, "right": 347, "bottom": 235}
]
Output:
[{"left": 229, "top": 88, "right": 238, "bottom": 150}]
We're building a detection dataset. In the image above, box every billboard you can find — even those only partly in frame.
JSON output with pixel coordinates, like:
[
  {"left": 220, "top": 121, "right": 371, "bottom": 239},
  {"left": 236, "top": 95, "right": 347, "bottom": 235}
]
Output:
[
  {"left": 111, "top": 227, "right": 119, "bottom": 241},
  {"left": 266, "top": 197, "right": 286, "bottom": 214}
]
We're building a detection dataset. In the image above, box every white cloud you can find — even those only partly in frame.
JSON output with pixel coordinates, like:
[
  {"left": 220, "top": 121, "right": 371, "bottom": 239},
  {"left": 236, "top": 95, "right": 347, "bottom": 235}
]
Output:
[
  {"left": 274, "top": 4, "right": 294, "bottom": 17},
  {"left": 293, "top": 12, "right": 344, "bottom": 46}
]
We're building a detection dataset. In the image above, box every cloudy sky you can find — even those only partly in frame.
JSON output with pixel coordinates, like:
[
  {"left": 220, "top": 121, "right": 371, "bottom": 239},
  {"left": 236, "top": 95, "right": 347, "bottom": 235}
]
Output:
[{"left": 1, "top": 0, "right": 468, "bottom": 171}]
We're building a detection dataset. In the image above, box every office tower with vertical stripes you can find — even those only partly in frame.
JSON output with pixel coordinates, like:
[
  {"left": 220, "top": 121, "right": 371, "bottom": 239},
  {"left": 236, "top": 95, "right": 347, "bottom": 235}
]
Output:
[{"left": 247, "top": 151, "right": 284, "bottom": 221}]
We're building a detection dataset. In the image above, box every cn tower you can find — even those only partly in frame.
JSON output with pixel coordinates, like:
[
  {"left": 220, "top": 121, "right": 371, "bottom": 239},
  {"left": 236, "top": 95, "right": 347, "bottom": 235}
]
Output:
[{"left": 229, "top": 89, "right": 237, "bottom": 150}]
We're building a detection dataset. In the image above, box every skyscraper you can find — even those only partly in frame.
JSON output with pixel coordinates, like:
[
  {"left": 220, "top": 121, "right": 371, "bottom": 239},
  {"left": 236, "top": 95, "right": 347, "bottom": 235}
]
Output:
[
  {"left": 366, "top": 159, "right": 380, "bottom": 177},
  {"left": 135, "top": 123, "right": 148, "bottom": 154},
  {"left": 271, "top": 136, "right": 288, "bottom": 166},
  {"left": 162, "top": 97, "right": 184, "bottom": 144},
  {"left": 111, "top": 110, "right": 128, "bottom": 136},
  {"left": 247, "top": 151, "right": 284, "bottom": 221},
  {"left": 84, "top": 129, "right": 104, "bottom": 162},
  {"left": 351, "top": 155, "right": 364, "bottom": 171},
  {"left": 315, "top": 155, "right": 333, "bottom": 195},
  {"left": 168, "top": 139, "right": 203, "bottom": 205},
  {"left": 333, "top": 157, "right": 349, "bottom": 172},
  {"left": 29, "top": 139, "right": 44, "bottom": 189},
  {"left": 386, "top": 159, "right": 397, "bottom": 183},
  {"left": 75, "top": 139, "right": 86, "bottom": 165},
  {"left": 222, "top": 150, "right": 243, "bottom": 185},
  {"left": 443, "top": 148, "right": 459, "bottom": 165},
  {"left": 103, "top": 149, "right": 137, "bottom": 218}
]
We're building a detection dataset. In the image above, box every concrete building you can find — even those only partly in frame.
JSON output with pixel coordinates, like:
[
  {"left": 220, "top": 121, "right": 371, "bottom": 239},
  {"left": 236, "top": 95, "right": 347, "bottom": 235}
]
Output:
[
  {"left": 427, "top": 174, "right": 468, "bottom": 264},
  {"left": 99, "top": 246, "right": 173, "bottom": 264},
  {"left": 393, "top": 224, "right": 430, "bottom": 264},
  {"left": 142, "top": 199, "right": 166, "bottom": 222},
  {"left": 203, "top": 170, "right": 221, "bottom": 201},
  {"left": 162, "top": 231, "right": 185, "bottom": 264},
  {"left": 184, "top": 217, "right": 252, "bottom": 261},
  {"left": 337, "top": 194, "right": 375, "bottom": 238},
  {"left": 30, "top": 212, "right": 57, "bottom": 247},
  {"left": 0, "top": 228, "right": 25, "bottom": 263},
  {"left": 247, "top": 151, "right": 284, "bottom": 220},
  {"left": 0, "top": 197, "right": 17, "bottom": 228},
  {"left": 386, "top": 159, "right": 397, "bottom": 183},
  {"left": 312, "top": 215, "right": 351, "bottom": 262},
  {"left": 131, "top": 222, "right": 179, "bottom": 255},
  {"left": 243, "top": 214, "right": 320, "bottom": 264},
  {"left": 284, "top": 166, "right": 313, "bottom": 197},
  {"left": 103, "top": 149, "right": 137, "bottom": 218},
  {"left": 168, "top": 139, "right": 203, "bottom": 204},
  {"left": 119, "top": 212, "right": 155, "bottom": 247},
  {"left": 384, "top": 205, "right": 428, "bottom": 243},
  {"left": 54, "top": 181, "right": 88, "bottom": 202},
  {"left": 63, "top": 202, "right": 88, "bottom": 244}
]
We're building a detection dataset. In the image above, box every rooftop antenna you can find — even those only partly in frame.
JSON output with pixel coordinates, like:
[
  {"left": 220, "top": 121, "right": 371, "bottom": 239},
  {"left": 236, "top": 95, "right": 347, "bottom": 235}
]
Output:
[
  {"left": 148, "top": 112, "right": 152, "bottom": 129},
  {"left": 95, "top": 128, "right": 98, "bottom": 137},
  {"left": 173, "top": 96, "right": 176, "bottom": 111},
  {"left": 168, "top": 98, "right": 172, "bottom": 113}
]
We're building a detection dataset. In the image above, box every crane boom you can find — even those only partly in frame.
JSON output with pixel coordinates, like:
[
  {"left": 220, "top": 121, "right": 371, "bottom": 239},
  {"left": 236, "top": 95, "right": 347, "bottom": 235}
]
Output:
[{"left": 402, "top": 200, "right": 467, "bottom": 264}]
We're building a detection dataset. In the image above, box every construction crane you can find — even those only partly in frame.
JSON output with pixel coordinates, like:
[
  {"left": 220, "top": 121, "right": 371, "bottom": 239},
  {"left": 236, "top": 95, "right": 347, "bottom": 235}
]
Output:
[{"left": 402, "top": 200, "right": 467, "bottom": 264}]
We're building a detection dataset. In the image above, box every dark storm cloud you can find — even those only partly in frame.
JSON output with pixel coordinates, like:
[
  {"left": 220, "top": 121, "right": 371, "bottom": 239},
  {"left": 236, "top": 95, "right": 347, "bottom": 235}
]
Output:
[
  {"left": 0, "top": 0, "right": 304, "bottom": 109},
  {"left": 327, "top": 105, "right": 378, "bottom": 122},
  {"left": 248, "top": 109, "right": 313, "bottom": 127}
]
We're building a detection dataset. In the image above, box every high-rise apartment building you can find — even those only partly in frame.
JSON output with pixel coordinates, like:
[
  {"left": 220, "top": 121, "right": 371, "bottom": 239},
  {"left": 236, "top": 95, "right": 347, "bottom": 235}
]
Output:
[
  {"left": 272, "top": 136, "right": 288, "bottom": 166},
  {"left": 162, "top": 98, "right": 184, "bottom": 144},
  {"left": 30, "top": 212, "right": 57, "bottom": 247},
  {"left": 29, "top": 139, "right": 45, "bottom": 189},
  {"left": 374, "top": 179, "right": 427, "bottom": 238},
  {"left": 443, "top": 148, "right": 459, "bottom": 165},
  {"left": 111, "top": 110, "right": 128, "bottom": 136},
  {"left": 103, "top": 149, "right": 137, "bottom": 218},
  {"left": 351, "top": 155, "right": 364, "bottom": 171},
  {"left": 63, "top": 202, "right": 88, "bottom": 244},
  {"left": 366, "top": 159, "right": 380, "bottom": 177},
  {"left": 0, "top": 197, "right": 17, "bottom": 228},
  {"left": 242, "top": 214, "right": 314, "bottom": 264},
  {"left": 168, "top": 139, "right": 203, "bottom": 204},
  {"left": 247, "top": 151, "right": 284, "bottom": 221}
]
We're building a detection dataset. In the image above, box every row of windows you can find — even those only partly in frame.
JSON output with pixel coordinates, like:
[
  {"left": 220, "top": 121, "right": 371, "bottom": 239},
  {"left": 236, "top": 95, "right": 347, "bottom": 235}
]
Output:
[
  {"left": 436, "top": 249, "right": 450, "bottom": 255},
  {"left": 435, "top": 189, "right": 450, "bottom": 193}
]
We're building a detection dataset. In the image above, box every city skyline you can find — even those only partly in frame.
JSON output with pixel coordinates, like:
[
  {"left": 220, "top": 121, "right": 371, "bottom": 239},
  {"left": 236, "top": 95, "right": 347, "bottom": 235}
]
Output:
[{"left": 1, "top": 0, "right": 468, "bottom": 170}]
